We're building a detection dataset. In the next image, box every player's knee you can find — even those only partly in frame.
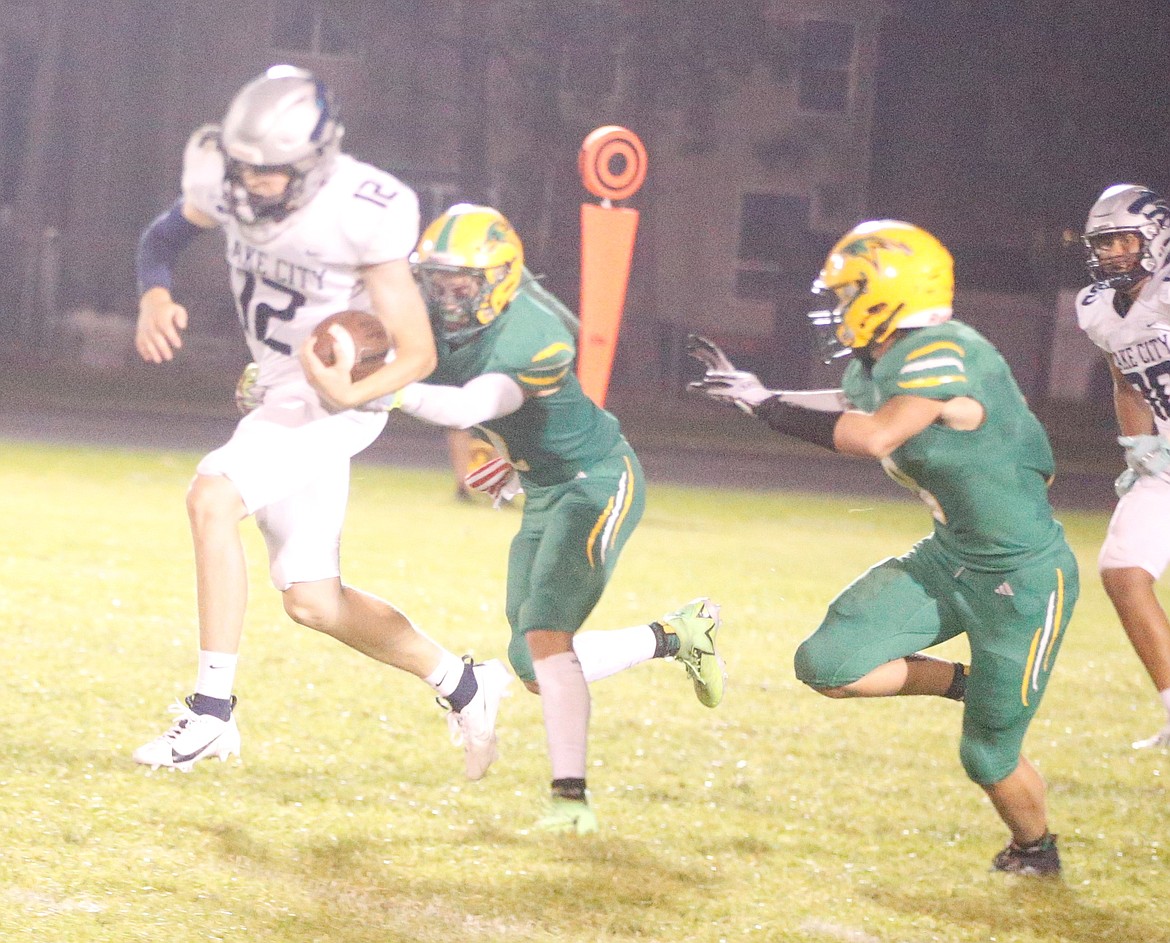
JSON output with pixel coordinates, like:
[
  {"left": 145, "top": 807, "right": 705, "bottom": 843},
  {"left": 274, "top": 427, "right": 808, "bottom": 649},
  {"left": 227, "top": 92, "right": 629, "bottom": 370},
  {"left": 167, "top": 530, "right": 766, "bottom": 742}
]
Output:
[
  {"left": 1100, "top": 565, "right": 1155, "bottom": 601},
  {"left": 281, "top": 584, "right": 335, "bottom": 630},
  {"left": 794, "top": 634, "right": 844, "bottom": 691},
  {"left": 508, "top": 633, "right": 536, "bottom": 685},
  {"left": 186, "top": 474, "right": 246, "bottom": 528},
  {"left": 959, "top": 728, "right": 1017, "bottom": 785}
]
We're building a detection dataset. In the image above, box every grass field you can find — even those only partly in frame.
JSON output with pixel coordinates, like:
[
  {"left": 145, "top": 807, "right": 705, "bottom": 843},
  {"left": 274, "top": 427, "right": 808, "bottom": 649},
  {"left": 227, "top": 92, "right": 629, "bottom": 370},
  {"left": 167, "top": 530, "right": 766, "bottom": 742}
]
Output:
[{"left": 0, "top": 438, "right": 1167, "bottom": 943}]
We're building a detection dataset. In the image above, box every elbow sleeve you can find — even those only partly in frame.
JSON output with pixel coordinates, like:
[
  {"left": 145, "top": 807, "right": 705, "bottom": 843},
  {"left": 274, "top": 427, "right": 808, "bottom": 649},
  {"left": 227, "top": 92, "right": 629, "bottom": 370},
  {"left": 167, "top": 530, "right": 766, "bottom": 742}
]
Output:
[{"left": 136, "top": 199, "right": 203, "bottom": 295}]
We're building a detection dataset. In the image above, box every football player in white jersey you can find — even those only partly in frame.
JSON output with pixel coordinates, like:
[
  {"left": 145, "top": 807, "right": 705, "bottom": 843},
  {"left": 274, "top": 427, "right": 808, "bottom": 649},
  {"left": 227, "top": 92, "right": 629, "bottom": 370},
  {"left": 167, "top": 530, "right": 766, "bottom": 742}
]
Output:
[
  {"left": 132, "top": 66, "right": 510, "bottom": 778},
  {"left": 1077, "top": 183, "right": 1170, "bottom": 749}
]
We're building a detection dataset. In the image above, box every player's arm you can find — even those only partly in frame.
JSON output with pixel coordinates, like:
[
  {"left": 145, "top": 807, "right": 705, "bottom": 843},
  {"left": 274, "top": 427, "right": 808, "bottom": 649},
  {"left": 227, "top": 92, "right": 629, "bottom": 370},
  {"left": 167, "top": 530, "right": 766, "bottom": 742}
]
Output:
[
  {"left": 134, "top": 199, "right": 216, "bottom": 363},
  {"left": 387, "top": 373, "right": 524, "bottom": 428},
  {"left": 833, "top": 395, "right": 948, "bottom": 458},
  {"left": 1110, "top": 361, "right": 1155, "bottom": 436},
  {"left": 301, "top": 257, "right": 437, "bottom": 411}
]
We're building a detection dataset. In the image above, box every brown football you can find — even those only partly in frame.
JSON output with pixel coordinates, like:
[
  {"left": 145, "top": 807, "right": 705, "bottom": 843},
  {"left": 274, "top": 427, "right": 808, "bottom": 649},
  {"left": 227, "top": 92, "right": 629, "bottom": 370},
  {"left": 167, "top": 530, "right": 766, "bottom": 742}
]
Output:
[{"left": 311, "top": 310, "right": 391, "bottom": 381}]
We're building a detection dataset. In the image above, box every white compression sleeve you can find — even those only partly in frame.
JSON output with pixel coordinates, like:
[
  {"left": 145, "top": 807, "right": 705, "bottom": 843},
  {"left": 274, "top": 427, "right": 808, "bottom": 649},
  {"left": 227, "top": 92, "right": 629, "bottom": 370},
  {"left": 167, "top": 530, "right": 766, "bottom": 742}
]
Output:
[
  {"left": 772, "top": 389, "right": 851, "bottom": 412},
  {"left": 397, "top": 373, "right": 525, "bottom": 428}
]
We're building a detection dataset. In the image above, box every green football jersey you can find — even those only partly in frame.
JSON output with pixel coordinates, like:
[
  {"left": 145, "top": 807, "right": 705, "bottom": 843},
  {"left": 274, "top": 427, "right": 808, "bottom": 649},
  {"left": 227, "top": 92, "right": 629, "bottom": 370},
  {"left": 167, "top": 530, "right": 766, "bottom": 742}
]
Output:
[
  {"left": 841, "top": 320, "right": 1062, "bottom": 567},
  {"left": 426, "top": 282, "right": 623, "bottom": 487}
]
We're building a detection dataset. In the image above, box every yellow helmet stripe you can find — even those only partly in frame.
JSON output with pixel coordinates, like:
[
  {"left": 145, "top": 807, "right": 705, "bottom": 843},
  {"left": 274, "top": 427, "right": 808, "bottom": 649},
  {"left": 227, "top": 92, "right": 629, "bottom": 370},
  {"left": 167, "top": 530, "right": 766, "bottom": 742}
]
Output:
[
  {"left": 896, "top": 375, "right": 967, "bottom": 389},
  {"left": 532, "top": 342, "right": 572, "bottom": 362}
]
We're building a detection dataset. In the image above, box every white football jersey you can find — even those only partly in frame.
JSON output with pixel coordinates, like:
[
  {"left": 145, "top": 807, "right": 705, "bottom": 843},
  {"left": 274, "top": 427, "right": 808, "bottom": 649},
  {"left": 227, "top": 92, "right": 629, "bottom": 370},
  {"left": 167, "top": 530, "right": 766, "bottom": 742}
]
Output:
[
  {"left": 181, "top": 124, "right": 419, "bottom": 387},
  {"left": 1077, "top": 256, "right": 1170, "bottom": 436}
]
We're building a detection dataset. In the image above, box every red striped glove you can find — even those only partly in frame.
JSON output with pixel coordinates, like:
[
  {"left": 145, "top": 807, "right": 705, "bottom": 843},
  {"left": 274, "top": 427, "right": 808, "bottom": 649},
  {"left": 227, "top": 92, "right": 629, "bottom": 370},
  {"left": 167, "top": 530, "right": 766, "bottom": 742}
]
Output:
[{"left": 465, "top": 456, "right": 522, "bottom": 508}]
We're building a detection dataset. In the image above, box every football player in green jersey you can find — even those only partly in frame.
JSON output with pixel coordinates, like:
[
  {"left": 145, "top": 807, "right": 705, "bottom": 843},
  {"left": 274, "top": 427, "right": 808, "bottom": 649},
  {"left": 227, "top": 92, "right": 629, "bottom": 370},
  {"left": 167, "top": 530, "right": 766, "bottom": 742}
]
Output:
[
  {"left": 690, "top": 220, "right": 1078, "bottom": 876},
  {"left": 363, "top": 204, "right": 725, "bottom": 834}
]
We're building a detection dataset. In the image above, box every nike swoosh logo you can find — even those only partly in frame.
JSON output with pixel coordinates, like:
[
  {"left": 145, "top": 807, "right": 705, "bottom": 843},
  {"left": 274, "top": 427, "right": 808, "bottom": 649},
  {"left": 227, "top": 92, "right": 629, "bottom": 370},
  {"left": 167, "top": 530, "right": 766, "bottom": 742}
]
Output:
[{"left": 172, "top": 734, "right": 222, "bottom": 765}]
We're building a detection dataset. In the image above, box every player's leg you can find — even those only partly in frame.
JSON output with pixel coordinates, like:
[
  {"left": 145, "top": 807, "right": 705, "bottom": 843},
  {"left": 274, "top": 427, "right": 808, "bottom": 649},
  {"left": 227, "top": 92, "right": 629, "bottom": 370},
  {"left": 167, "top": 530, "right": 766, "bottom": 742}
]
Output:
[
  {"left": 793, "top": 543, "right": 966, "bottom": 700},
  {"left": 134, "top": 397, "right": 390, "bottom": 771},
  {"left": 1098, "top": 477, "right": 1170, "bottom": 747},
  {"left": 266, "top": 451, "right": 508, "bottom": 780},
  {"left": 510, "top": 458, "right": 650, "bottom": 832},
  {"left": 959, "top": 547, "right": 1078, "bottom": 875}
]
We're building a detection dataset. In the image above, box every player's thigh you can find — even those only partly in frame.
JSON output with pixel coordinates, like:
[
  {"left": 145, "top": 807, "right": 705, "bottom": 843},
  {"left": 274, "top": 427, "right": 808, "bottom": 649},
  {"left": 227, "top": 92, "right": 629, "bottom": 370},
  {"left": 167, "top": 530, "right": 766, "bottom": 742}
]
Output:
[
  {"left": 514, "top": 453, "right": 645, "bottom": 637},
  {"left": 254, "top": 458, "right": 351, "bottom": 592},
  {"left": 198, "top": 393, "right": 384, "bottom": 514},
  {"left": 959, "top": 546, "right": 1079, "bottom": 783},
  {"left": 505, "top": 524, "right": 543, "bottom": 682},
  {"left": 794, "top": 553, "right": 958, "bottom": 688},
  {"left": 1099, "top": 476, "right": 1170, "bottom": 577}
]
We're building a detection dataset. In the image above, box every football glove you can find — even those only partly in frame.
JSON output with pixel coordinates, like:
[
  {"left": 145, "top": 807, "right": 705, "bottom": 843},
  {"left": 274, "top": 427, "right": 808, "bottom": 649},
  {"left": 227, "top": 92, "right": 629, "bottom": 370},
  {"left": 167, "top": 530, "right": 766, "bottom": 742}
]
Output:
[
  {"left": 1115, "top": 467, "right": 1138, "bottom": 498},
  {"left": 235, "top": 362, "right": 263, "bottom": 415},
  {"left": 1119, "top": 433, "right": 1170, "bottom": 477},
  {"left": 685, "top": 334, "right": 771, "bottom": 413},
  {"left": 465, "top": 456, "right": 522, "bottom": 509}
]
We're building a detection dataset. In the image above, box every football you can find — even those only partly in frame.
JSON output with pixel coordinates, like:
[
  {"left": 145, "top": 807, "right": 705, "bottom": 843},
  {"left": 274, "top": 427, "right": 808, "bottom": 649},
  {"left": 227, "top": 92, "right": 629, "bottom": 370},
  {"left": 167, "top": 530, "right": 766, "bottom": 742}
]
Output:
[{"left": 311, "top": 310, "right": 391, "bottom": 381}]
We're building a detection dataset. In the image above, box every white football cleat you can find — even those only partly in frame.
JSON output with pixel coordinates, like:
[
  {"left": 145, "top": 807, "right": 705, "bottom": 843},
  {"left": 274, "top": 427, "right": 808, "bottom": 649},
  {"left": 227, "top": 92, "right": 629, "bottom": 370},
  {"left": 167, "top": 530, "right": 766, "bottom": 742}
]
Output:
[
  {"left": 133, "top": 696, "right": 240, "bottom": 772},
  {"left": 446, "top": 659, "right": 512, "bottom": 780},
  {"left": 1132, "top": 723, "right": 1170, "bottom": 750}
]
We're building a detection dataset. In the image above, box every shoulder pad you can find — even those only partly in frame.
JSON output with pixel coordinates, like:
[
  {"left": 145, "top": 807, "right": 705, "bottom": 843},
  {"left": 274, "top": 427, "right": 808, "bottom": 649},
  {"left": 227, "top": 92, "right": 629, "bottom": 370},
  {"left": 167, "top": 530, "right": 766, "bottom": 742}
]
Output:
[{"left": 181, "top": 123, "right": 226, "bottom": 218}]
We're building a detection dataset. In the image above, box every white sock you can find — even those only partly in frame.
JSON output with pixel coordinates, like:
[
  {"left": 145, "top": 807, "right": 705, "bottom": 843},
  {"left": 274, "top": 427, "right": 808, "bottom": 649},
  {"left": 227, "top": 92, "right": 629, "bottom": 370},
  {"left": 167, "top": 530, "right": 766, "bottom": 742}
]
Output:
[
  {"left": 195, "top": 650, "right": 239, "bottom": 700},
  {"left": 532, "top": 650, "right": 590, "bottom": 781},
  {"left": 573, "top": 624, "right": 656, "bottom": 682},
  {"left": 1159, "top": 687, "right": 1170, "bottom": 720},
  {"left": 424, "top": 650, "right": 468, "bottom": 698}
]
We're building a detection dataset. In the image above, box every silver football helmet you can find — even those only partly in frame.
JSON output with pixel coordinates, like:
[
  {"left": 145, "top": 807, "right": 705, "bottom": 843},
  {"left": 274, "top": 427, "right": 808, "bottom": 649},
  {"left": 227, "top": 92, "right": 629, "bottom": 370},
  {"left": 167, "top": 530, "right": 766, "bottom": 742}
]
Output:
[
  {"left": 220, "top": 65, "right": 344, "bottom": 226},
  {"left": 1082, "top": 184, "right": 1170, "bottom": 291}
]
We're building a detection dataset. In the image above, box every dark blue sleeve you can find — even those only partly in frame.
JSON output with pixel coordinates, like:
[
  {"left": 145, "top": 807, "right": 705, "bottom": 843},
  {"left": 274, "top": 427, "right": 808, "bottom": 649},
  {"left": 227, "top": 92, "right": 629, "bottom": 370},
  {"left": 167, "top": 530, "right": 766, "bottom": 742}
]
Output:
[{"left": 136, "top": 199, "right": 204, "bottom": 295}]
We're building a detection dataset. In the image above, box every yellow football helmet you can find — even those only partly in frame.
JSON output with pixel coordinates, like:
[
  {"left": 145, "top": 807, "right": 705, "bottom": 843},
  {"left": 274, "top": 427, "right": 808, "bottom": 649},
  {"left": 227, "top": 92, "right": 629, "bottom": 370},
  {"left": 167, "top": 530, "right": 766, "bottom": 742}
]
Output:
[
  {"left": 412, "top": 204, "right": 524, "bottom": 344},
  {"left": 809, "top": 220, "right": 954, "bottom": 359}
]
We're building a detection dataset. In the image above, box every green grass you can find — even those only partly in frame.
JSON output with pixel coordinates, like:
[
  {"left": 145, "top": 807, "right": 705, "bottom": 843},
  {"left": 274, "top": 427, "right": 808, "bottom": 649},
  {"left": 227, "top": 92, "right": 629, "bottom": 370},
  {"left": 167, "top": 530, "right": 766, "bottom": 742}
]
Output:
[{"left": 1, "top": 439, "right": 1167, "bottom": 942}]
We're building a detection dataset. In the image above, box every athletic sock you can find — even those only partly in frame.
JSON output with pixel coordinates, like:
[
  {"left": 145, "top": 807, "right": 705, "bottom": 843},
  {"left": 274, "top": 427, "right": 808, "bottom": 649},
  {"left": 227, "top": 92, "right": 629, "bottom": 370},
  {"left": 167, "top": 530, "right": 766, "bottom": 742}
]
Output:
[
  {"left": 572, "top": 624, "right": 658, "bottom": 682},
  {"left": 532, "top": 650, "right": 590, "bottom": 781},
  {"left": 195, "top": 650, "right": 238, "bottom": 701}
]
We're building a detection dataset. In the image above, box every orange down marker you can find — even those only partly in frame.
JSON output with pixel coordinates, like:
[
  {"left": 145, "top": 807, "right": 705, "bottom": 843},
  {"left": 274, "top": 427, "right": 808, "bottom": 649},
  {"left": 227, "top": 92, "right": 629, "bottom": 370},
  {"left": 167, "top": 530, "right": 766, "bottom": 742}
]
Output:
[{"left": 577, "top": 125, "right": 647, "bottom": 407}]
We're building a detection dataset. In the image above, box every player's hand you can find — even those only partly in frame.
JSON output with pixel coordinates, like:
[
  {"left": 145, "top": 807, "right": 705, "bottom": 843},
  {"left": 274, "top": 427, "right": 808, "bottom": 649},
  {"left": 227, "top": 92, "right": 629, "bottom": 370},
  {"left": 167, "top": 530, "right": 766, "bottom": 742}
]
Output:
[
  {"left": 685, "top": 333, "right": 771, "bottom": 412},
  {"left": 1119, "top": 433, "right": 1170, "bottom": 476},
  {"left": 234, "top": 362, "right": 263, "bottom": 415},
  {"left": 688, "top": 370, "right": 772, "bottom": 409},
  {"left": 1115, "top": 467, "right": 1138, "bottom": 498},
  {"left": 685, "top": 333, "right": 737, "bottom": 372},
  {"left": 135, "top": 287, "right": 188, "bottom": 363},
  {"left": 465, "top": 456, "right": 522, "bottom": 509},
  {"left": 300, "top": 325, "right": 358, "bottom": 412}
]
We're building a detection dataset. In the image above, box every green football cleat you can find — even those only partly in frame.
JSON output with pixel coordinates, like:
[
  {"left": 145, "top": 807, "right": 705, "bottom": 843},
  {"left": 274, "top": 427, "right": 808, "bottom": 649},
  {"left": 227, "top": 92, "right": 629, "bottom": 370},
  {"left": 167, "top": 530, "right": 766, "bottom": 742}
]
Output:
[
  {"left": 534, "top": 797, "right": 599, "bottom": 835},
  {"left": 662, "top": 597, "right": 725, "bottom": 708}
]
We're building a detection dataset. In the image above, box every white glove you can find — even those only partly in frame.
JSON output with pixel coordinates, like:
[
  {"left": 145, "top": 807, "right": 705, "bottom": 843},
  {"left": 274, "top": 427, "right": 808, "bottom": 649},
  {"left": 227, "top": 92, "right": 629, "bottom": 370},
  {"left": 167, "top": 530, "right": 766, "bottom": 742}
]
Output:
[
  {"left": 685, "top": 334, "right": 772, "bottom": 413},
  {"left": 688, "top": 369, "right": 773, "bottom": 409},
  {"left": 465, "top": 456, "right": 522, "bottom": 509},
  {"left": 1115, "top": 467, "right": 1138, "bottom": 498},
  {"left": 1119, "top": 434, "right": 1170, "bottom": 476}
]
